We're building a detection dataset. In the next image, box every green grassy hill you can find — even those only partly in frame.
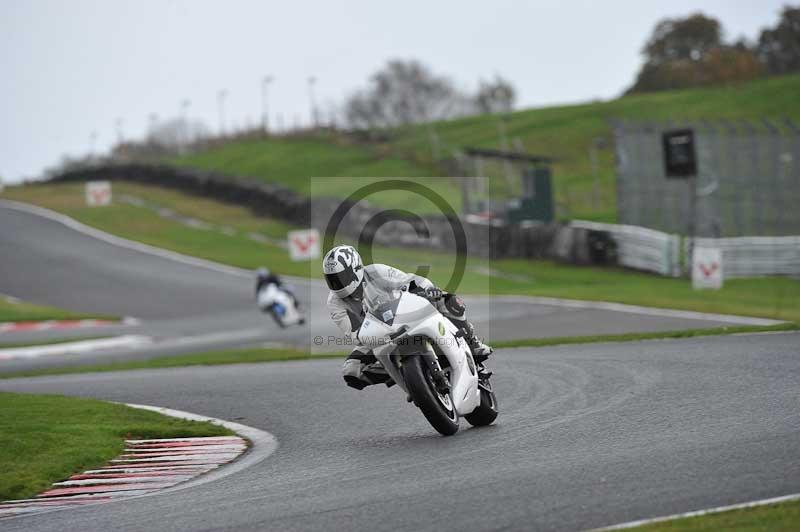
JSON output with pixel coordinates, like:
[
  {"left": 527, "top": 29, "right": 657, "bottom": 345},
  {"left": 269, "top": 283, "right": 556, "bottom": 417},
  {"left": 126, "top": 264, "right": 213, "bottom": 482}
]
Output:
[
  {"left": 173, "top": 74, "right": 800, "bottom": 221},
  {"left": 171, "top": 136, "right": 458, "bottom": 213}
]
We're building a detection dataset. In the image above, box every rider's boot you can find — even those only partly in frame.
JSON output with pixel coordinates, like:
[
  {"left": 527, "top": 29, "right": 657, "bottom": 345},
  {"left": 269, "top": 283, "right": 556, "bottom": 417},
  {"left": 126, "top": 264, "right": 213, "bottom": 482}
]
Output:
[
  {"left": 438, "top": 295, "right": 493, "bottom": 364},
  {"left": 461, "top": 321, "right": 493, "bottom": 364},
  {"left": 477, "top": 362, "right": 493, "bottom": 381},
  {"left": 343, "top": 356, "right": 391, "bottom": 390}
]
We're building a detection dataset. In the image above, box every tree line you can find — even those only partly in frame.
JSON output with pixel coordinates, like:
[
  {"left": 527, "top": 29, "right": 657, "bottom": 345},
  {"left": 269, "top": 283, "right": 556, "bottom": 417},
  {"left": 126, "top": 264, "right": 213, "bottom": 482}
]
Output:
[
  {"left": 628, "top": 5, "right": 800, "bottom": 93},
  {"left": 343, "top": 60, "right": 515, "bottom": 130}
]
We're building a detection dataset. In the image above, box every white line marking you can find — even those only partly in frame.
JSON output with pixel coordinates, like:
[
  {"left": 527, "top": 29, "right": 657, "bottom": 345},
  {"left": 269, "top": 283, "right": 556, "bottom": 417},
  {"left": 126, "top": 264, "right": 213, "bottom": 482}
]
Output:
[
  {"left": 0, "top": 199, "right": 783, "bottom": 326},
  {"left": 0, "top": 317, "right": 139, "bottom": 335},
  {"left": 110, "top": 453, "right": 240, "bottom": 462},
  {"left": 591, "top": 492, "right": 800, "bottom": 530},
  {"left": 53, "top": 477, "right": 192, "bottom": 487},
  {"left": 120, "top": 450, "right": 246, "bottom": 457},
  {"left": 0, "top": 199, "right": 252, "bottom": 279},
  {"left": 126, "top": 435, "right": 243, "bottom": 443},
  {"left": 82, "top": 465, "right": 215, "bottom": 474},
  {"left": 167, "top": 328, "right": 268, "bottom": 348},
  {"left": 0, "top": 507, "right": 67, "bottom": 516},
  {"left": 124, "top": 444, "right": 245, "bottom": 452},
  {"left": 0, "top": 320, "right": 112, "bottom": 334},
  {"left": 0, "top": 335, "right": 152, "bottom": 360},
  {"left": 490, "top": 295, "right": 785, "bottom": 326},
  {"left": 0, "top": 328, "right": 266, "bottom": 361},
  {"left": 732, "top": 330, "right": 799, "bottom": 337}
]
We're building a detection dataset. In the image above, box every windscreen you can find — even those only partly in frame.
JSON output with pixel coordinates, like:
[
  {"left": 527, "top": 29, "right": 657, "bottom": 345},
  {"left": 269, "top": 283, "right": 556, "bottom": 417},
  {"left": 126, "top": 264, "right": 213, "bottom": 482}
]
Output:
[{"left": 363, "top": 283, "right": 401, "bottom": 314}]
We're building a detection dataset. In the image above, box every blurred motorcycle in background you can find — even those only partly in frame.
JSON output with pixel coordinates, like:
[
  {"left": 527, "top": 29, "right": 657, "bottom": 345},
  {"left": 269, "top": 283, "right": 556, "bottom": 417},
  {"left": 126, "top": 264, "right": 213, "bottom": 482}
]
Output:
[{"left": 255, "top": 268, "right": 305, "bottom": 328}]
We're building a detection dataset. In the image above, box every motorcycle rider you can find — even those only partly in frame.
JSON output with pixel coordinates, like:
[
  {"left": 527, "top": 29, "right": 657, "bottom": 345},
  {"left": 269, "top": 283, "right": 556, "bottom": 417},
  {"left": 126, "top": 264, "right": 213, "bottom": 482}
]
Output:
[
  {"left": 255, "top": 267, "right": 299, "bottom": 312},
  {"left": 322, "top": 245, "right": 493, "bottom": 390}
]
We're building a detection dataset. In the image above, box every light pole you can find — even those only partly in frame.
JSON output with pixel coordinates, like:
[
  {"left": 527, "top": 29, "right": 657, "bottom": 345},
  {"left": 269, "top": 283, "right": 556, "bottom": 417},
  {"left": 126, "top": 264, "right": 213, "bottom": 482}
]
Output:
[
  {"left": 307, "top": 76, "right": 317, "bottom": 128},
  {"left": 115, "top": 118, "right": 124, "bottom": 144},
  {"left": 148, "top": 113, "right": 159, "bottom": 135},
  {"left": 89, "top": 131, "right": 98, "bottom": 158},
  {"left": 147, "top": 113, "right": 159, "bottom": 148},
  {"left": 180, "top": 99, "right": 191, "bottom": 151},
  {"left": 217, "top": 89, "right": 228, "bottom": 136},
  {"left": 261, "top": 75, "right": 274, "bottom": 134}
]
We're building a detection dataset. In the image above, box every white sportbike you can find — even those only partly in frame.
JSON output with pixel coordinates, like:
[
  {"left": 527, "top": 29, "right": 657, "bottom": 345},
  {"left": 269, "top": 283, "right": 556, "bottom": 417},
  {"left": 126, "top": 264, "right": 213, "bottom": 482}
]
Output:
[
  {"left": 257, "top": 282, "right": 305, "bottom": 328},
  {"left": 358, "top": 287, "right": 498, "bottom": 436}
]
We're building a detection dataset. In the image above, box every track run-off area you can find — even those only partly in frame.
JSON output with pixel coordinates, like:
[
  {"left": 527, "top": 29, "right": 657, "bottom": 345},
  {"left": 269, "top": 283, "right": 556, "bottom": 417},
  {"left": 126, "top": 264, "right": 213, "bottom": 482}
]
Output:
[{"left": 0, "top": 201, "right": 798, "bottom": 531}]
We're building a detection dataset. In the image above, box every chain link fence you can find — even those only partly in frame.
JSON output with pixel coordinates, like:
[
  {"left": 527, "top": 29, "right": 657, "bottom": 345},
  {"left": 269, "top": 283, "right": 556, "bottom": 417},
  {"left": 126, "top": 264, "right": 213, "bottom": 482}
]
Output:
[{"left": 614, "top": 119, "right": 800, "bottom": 237}]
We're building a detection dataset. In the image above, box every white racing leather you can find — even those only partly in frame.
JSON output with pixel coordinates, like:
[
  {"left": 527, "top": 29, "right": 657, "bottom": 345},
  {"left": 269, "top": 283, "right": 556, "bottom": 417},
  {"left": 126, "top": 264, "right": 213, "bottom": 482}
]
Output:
[{"left": 327, "top": 263, "right": 434, "bottom": 344}]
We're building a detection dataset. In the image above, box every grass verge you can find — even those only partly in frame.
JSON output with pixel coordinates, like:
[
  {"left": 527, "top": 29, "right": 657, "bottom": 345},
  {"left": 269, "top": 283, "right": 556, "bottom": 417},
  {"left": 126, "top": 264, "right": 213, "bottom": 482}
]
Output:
[
  {"left": 3, "top": 182, "right": 798, "bottom": 322},
  {"left": 0, "top": 347, "right": 344, "bottom": 380},
  {"left": 2, "top": 325, "right": 796, "bottom": 381},
  {"left": 0, "top": 336, "right": 109, "bottom": 349},
  {"left": 628, "top": 498, "right": 800, "bottom": 531},
  {"left": 0, "top": 391, "right": 232, "bottom": 501},
  {"left": 492, "top": 323, "right": 799, "bottom": 349},
  {"left": 0, "top": 297, "right": 110, "bottom": 323}
]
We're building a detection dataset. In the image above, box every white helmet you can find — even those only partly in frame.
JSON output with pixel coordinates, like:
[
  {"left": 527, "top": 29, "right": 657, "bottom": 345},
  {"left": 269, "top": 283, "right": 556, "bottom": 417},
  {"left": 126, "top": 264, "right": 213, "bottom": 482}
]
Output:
[{"left": 322, "top": 245, "right": 364, "bottom": 298}]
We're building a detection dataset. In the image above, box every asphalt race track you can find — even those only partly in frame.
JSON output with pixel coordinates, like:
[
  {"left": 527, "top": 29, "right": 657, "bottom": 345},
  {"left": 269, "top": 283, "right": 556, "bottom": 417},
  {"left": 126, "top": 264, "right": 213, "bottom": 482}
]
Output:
[
  {"left": 1, "top": 202, "right": 799, "bottom": 531},
  {"left": 0, "top": 202, "right": 772, "bottom": 373},
  {"left": 1, "top": 333, "right": 799, "bottom": 531}
]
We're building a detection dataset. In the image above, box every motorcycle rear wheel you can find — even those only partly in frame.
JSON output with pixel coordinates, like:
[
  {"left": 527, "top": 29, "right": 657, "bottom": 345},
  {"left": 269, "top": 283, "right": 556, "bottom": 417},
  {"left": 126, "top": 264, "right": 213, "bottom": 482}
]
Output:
[{"left": 402, "top": 355, "right": 459, "bottom": 436}]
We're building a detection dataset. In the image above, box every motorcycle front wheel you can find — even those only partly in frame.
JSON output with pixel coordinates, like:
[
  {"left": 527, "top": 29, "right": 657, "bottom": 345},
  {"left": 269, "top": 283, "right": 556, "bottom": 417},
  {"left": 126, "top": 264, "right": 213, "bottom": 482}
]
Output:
[
  {"left": 268, "top": 307, "right": 287, "bottom": 329},
  {"left": 402, "top": 355, "right": 459, "bottom": 436}
]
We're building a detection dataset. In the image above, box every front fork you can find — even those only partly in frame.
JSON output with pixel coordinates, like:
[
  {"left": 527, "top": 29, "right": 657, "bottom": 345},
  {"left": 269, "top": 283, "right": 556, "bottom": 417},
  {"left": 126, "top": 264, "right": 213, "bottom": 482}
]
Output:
[
  {"left": 423, "top": 351, "right": 451, "bottom": 395},
  {"left": 399, "top": 341, "right": 450, "bottom": 395}
]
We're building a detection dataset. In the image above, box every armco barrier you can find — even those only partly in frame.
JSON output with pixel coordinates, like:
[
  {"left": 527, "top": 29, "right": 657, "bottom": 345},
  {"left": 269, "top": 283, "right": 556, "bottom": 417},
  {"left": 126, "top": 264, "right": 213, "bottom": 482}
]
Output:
[
  {"left": 574, "top": 220, "right": 800, "bottom": 279},
  {"left": 572, "top": 220, "right": 681, "bottom": 277},
  {"left": 48, "top": 164, "right": 574, "bottom": 262},
  {"left": 51, "top": 164, "right": 312, "bottom": 226}
]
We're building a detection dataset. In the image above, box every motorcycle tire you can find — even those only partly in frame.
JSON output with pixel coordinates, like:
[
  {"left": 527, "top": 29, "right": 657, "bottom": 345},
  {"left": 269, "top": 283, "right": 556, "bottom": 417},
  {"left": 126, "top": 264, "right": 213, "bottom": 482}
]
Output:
[{"left": 402, "top": 355, "right": 459, "bottom": 436}]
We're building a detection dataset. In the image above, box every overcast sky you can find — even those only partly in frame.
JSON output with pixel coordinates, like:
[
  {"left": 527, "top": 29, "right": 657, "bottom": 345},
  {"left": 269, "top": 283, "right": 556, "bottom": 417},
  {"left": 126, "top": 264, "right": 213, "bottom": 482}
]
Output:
[{"left": 0, "top": 0, "right": 788, "bottom": 183}]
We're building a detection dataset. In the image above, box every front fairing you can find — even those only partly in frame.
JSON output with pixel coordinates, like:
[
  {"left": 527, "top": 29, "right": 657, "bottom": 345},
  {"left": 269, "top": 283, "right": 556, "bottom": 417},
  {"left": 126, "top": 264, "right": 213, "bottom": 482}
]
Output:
[
  {"left": 358, "top": 289, "right": 439, "bottom": 347},
  {"left": 359, "top": 291, "right": 480, "bottom": 415}
]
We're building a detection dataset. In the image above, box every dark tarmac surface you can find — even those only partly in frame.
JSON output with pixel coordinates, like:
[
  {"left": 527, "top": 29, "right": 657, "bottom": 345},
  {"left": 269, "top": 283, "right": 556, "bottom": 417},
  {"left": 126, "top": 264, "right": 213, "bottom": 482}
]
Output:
[
  {"left": 1, "top": 332, "right": 798, "bottom": 531},
  {"left": 0, "top": 201, "right": 757, "bottom": 373}
]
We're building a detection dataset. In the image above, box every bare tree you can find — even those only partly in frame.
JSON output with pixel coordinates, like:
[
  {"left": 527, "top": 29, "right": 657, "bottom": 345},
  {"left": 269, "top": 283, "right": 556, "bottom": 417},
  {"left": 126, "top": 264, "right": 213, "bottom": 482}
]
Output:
[
  {"left": 476, "top": 76, "right": 516, "bottom": 114},
  {"left": 344, "top": 59, "right": 475, "bottom": 130},
  {"left": 147, "top": 118, "right": 210, "bottom": 151}
]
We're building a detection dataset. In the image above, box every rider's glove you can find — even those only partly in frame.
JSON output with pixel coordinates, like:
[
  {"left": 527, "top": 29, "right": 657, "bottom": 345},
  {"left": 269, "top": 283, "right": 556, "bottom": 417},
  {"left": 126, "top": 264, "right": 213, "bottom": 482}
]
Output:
[{"left": 423, "top": 287, "right": 444, "bottom": 301}]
